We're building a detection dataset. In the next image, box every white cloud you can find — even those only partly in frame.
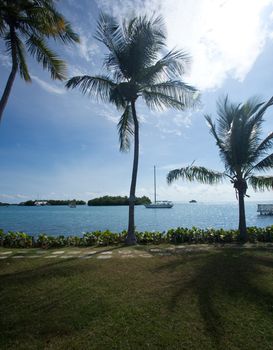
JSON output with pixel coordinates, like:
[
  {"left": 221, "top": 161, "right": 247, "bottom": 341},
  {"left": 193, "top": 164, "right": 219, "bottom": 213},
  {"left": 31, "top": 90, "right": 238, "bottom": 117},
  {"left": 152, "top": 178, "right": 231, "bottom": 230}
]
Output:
[
  {"left": 68, "top": 64, "right": 89, "bottom": 77},
  {"left": 0, "top": 193, "right": 28, "bottom": 200},
  {"left": 31, "top": 75, "right": 66, "bottom": 95},
  {"left": 97, "top": 104, "right": 120, "bottom": 123},
  {"left": 77, "top": 31, "right": 100, "bottom": 63},
  {"left": 96, "top": 0, "right": 273, "bottom": 90},
  {"left": 151, "top": 110, "right": 191, "bottom": 136},
  {"left": 173, "top": 113, "right": 192, "bottom": 128},
  {"left": 0, "top": 53, "right": 11, "bottom": 68},
  {"left": 159, "top": 163, "right": 187, "bottom": 171}
]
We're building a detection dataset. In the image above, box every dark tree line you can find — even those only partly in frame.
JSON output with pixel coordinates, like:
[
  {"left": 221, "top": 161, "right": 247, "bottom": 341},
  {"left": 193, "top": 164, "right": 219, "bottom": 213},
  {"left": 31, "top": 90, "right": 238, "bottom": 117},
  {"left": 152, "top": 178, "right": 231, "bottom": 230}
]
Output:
[
  {"left": 19, "top": 200, "right": 86, "bottom": 206},
  {"left": 88, "top": 196, "right": 151, "bottom": 206}
]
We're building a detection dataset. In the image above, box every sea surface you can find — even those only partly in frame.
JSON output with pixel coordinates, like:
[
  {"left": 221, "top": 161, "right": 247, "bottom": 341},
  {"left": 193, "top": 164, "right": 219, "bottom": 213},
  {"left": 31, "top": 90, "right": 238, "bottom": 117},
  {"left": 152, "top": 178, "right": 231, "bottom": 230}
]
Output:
[{"left": 1, "top": 202, "right": 273, "bottom": 236}]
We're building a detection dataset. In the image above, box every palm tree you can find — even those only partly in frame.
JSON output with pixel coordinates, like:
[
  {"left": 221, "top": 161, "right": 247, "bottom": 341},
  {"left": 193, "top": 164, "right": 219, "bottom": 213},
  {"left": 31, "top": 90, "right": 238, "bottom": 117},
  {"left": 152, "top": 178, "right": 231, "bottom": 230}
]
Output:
[
  {"left": 0, "top": 0, "right": 79, "bottom": 123},
  {"left": 66, "top": 14, "right": 198, "bottom": 244},
  {"left": 167, "top": 96, "right": 273, "bottom": 242}
]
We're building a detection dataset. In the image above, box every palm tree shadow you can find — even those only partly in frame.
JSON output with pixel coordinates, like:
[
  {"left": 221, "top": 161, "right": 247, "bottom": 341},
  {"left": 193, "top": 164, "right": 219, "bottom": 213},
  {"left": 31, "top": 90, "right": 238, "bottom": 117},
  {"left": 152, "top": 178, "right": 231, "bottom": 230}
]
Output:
[{"left": 154, "top": 249, "right": 273, "bottom": 346}]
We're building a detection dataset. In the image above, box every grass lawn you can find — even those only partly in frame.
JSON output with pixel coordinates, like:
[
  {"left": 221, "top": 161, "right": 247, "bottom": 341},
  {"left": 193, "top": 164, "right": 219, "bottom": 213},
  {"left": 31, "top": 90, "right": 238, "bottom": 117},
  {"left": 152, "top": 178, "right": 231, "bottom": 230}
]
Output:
[{"left": 0, "top": 245, "right": 273, "bottom": 349}]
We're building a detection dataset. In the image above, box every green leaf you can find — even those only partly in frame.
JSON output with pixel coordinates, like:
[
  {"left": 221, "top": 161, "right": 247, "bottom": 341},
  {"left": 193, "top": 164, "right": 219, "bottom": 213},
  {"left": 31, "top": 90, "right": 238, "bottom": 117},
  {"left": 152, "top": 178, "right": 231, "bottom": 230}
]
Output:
[
  {"left": 253, "top": 153, "right": 273, "bottom": 172},
  {"left": 117, "top": 104, "right": 134, "bottom": 152},
  {"left": 167, "top": 166, "right": 225, "bottom": 184},
  {"left": 26, "top": 35, "right": 66, "bottom": 80},
  {"left": 249, "top": 175, "right": 273, "bottom": 191}
]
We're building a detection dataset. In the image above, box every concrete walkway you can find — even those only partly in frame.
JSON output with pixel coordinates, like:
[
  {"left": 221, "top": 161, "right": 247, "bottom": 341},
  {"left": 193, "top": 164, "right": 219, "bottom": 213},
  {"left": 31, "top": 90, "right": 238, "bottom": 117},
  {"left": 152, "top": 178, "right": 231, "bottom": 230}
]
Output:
[{"left": 0, "top": 243, "right": 271, "bottom": 260}]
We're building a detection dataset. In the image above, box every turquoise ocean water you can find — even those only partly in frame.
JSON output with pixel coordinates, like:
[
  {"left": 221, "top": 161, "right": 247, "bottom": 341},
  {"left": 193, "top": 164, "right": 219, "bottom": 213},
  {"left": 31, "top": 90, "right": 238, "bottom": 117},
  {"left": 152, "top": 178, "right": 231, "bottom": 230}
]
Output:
[{"left": 1, "top": 202, "right": 273, "bottom": 236}]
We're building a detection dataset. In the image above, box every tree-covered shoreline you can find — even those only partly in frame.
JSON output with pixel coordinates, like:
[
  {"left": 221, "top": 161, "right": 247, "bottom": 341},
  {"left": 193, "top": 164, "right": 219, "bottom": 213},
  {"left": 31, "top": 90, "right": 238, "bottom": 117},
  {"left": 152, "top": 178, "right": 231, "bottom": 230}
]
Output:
[
  {"left": 88, "top": 196, "right": 151, "bottom": 206},
  {"left": 19, "top": 200, "right": 86, "bottom": 206}
]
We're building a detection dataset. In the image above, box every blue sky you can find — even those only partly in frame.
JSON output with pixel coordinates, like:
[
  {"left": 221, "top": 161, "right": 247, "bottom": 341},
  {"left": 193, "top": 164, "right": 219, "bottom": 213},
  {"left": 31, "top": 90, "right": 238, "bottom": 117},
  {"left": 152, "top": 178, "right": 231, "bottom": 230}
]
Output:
[{"left": 1, "top": 0, "right": 273, "bottom": 203}]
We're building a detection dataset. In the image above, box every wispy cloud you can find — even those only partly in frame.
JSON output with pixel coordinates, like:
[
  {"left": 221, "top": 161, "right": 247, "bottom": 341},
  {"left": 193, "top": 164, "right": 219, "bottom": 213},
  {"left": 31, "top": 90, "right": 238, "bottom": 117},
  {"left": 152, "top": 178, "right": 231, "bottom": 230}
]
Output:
[
  {"left": 0, "top": 193, "right": 28, "bottom": 200},
  {"left": 68, "top": 64, "right": 89, "bottom": 77},
  {"left": 159, "top": 163, "right": 186, "bottom": 170},
  {"left": 151, "top": 111, "right": 192, "bottom": 137},
  {"left": 78, "top": 33, "right": 100, "bottom": 62},
  {"left": 96, "top": 104, "right": 120, "bottom": 123},
  {"left": 31, "top": 75, "right": 66, "bottom": 95},
  {"left": 0, "top": 53, "right": 11, "bottom": 68},
  {"left": 96, "top": 0, "right": 273, "bottom": 90}
]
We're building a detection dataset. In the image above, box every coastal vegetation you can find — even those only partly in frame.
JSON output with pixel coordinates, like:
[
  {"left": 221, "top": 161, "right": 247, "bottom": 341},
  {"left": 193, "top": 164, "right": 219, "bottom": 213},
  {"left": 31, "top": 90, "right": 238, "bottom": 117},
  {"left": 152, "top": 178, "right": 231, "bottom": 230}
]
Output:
[
  {"left": 66, "top": 14, "right": 198, "bottom": 245},
  {"left": 168, "top": 96, "right": 273, "bottom": 242},
  {"left": 1, "top": 226, "right": 273, "bottom": 248},
  {"left": 19, "top": 199, "right": 86, "bottom": 206},
  {"left": 0, "top": 0, "right": 79, "bottom": 123},
  {"left": 1, "top": 246, "right": 273, "bottom": 349},
  {"left": 87, "top": 195, "right": 151, "bottom": 206}
]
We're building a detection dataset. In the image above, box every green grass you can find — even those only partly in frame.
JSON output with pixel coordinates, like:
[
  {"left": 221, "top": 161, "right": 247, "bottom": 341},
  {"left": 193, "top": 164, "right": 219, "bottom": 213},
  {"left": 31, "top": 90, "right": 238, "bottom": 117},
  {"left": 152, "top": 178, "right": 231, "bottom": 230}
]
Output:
[{"left": 0, "top": 246, "right": 273, "bottom": 349}]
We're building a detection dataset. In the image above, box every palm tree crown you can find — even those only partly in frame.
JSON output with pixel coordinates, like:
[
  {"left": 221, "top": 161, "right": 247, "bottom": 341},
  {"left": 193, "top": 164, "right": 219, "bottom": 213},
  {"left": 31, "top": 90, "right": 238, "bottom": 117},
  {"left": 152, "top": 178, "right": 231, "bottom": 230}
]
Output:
[
  {"left": 66, "top": 14, "right": 198, "bottom": 151},
  {"left": 0, "top": 0, "right": 79, "bottom": 81},
  {"left": 0, "top": 0, "right": 79, "bottom": 123},
  {"left": 66, "top": 14, "right": 198, "bottom": 244},
  {"left": 167, "top": 96, "right": 273, "bottom": 240}
]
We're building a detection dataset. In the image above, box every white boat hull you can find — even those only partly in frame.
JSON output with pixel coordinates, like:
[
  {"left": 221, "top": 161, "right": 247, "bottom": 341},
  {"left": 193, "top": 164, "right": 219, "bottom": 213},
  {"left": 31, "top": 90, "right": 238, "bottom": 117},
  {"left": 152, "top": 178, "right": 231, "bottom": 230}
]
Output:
[
  {"left": 146, "top": 166, "right": 173, "bottom": 209},
  {"left": 145, "top": 202, "right": 173, "bottom": 209}
]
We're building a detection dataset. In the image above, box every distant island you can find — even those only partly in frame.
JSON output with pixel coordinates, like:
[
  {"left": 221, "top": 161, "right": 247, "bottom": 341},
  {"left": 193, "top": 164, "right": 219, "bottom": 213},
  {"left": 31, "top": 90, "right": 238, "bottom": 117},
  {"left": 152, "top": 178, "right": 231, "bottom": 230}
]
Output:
[
  {"left": 0, "top": 202, "right": 10, "bottom": 206},
  {"left": 19, "top": 200, "right": 86, "bottom": 206},
  {"left": 88, "top": 195, "right": 151, "bottom": 206}
]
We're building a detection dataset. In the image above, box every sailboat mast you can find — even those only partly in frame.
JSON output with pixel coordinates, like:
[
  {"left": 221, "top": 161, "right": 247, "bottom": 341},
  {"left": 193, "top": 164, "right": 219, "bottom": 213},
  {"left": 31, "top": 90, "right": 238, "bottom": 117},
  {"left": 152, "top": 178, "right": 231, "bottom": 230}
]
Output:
[{"left": 154, "top": 165, "right": 157, "bottom": 203}]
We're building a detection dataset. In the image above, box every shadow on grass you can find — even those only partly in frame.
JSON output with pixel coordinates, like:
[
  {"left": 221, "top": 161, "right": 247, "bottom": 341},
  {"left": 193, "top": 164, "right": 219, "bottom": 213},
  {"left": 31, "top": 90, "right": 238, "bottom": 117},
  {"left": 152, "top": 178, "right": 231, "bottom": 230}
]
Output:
[
  {"left": 0, "top": 245, "right": 128, "bottom": 348},
  {"left": 153, "top": 248, "right": 273, "bottom": 346}
]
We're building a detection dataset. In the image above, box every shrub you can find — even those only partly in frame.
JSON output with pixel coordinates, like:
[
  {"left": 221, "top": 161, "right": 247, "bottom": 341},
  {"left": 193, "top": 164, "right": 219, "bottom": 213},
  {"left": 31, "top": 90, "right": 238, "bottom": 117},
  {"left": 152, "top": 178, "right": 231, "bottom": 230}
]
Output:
[
  {"left": 2, "top": 231, "right": 33, "bottom": 248},
  {"left": 1, "top": 226, "right": 273, "bottom": 248}
]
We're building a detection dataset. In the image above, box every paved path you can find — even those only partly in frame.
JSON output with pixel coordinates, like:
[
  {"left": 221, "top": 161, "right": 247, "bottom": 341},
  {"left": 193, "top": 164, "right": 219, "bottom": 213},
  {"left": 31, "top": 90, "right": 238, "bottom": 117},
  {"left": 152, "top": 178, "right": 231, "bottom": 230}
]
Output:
[
  {"left": 0, "top": 243, "right": 270, "bottom": 260},
  {"left": 0, "top": 246, "right": 207, "bottom": 259}
]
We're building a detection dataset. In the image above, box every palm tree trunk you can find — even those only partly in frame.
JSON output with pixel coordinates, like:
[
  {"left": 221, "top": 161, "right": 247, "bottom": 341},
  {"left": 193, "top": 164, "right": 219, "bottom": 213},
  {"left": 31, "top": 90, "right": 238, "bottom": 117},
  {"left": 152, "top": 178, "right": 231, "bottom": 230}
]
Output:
[
  {"left": 238, "top": 190, "right": 248, "bottom": 242},
  {"left": 125, "top": 99, "right": 139, "bottom": 245},
  {"left": 0, "top": 26, "right": 18, "bottom": 124}
]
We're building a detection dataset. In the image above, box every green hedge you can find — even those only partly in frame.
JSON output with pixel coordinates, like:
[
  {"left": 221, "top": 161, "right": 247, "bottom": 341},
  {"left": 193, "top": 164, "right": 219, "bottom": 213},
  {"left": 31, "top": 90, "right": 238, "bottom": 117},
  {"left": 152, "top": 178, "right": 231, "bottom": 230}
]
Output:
[{"left": 1, "top": 226, "right": 273, "bottom": 248}]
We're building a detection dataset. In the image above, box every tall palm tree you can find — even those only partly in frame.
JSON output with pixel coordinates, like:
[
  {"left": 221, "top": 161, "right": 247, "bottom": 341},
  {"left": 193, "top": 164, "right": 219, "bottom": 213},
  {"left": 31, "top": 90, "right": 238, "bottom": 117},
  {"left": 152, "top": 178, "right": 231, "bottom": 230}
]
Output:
[
  {"left": 0, "top": 0, "right": 79, "bottom": 123},
  {"left": 167, "top": 96, "right": 273, "bottom": 242},
  {"left": 66, "top": 14, "right": 198, "bottom": 244}
]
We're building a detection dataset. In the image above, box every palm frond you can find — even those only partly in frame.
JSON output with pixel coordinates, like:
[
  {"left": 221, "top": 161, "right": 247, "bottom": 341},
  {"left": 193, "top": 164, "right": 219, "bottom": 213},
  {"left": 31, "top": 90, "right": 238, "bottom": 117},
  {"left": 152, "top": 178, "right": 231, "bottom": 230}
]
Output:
[
  {"left": 255, "top": 132, "right": 273, "bottom": 154},
  {"left": 249, "top": 175, "right": 273, "bottom": 191},
  {"left": 142, "top": 81, "right": 198, "bottom": 111},
  {"left": 109, "top": 85, "right": 127, "bottom": 110},
  {"left": 244, "top": 132, "right": 273, "bottom": 176},
  {"left": 66, "top": 75, "right": 116, "bottom": 101},
  {"left": 99, "top": 14, "right": 167, "bottom": 80},
  {"left": 51, "top": 19, "right": 80, "bottom": 44},
  {"left": 146, "top": 80, "right": 198, "bottom": 105},
  {"left": 117, "top": 104, "right": 134, "bottom": 152},
  {"left": 95, "top": 13, "right": 125, "bottom": 78},
  {"left": 23, "top": 2, "right": 79, "bottom": 43},
  {"left": 142, "top": 90, "right": 185, "bottom": 111},
  {"left": 216, "top": 95, "right": 238, "bottom": 137},
  {"left": 204, "top": 114, "right": 227, "bottom": 153},
  {"left": 137, "top": 49, "right": 191, "bottom": 85},
  {"left": 14, "top": 34, "right": 31, "bottom": 81},
  {"left": 122, "top": 15, "right": 166, "bottom": 78},
  {"left": 213, "top": 96, "right": 273, "bottom": 174},
  {"left": 26, "top": 35, "right": 66, "bottom": 80},
  {"left": 248, "top": 96, "right": 273, "bottom": 128},
  {"left": 0, "top": 15, "right": 6, "bottom": 36},
  {"left": 252, "top": 153, "right": 273, "bottom": 172},
  {"left": 167, "top": 165, "right": 225, "bottom": 184}
]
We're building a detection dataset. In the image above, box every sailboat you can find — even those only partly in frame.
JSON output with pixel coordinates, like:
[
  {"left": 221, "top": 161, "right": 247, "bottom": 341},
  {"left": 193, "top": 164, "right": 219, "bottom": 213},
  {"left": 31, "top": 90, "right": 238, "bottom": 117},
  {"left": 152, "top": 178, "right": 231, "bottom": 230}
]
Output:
[{"left": 145, "top": 166, "right": 173, "bottom": 209}]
